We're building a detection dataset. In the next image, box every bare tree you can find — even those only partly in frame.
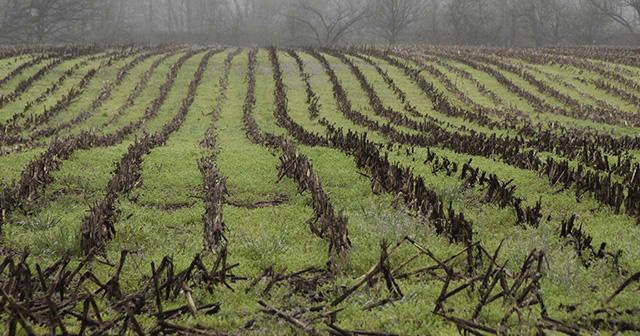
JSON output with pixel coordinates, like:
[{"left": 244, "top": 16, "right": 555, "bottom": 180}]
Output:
[
  {"left": 446, "top": 0, "right": 504, "bottom": 44},
  {"left": 0, "top": 0, "right": 106, "bottom": 43},
  {"left": 423, "top": 0, "right": 441, "bottom": 43},
  {"left": 369, "top": 0, "right": 427, "bottom": 44},
  {"left": 561, "top": 0, "right": 612, "bottom": 44},
  {"left": 509, "top": 0, "right": 562, "bottom": 46},
  {"left": 587, "top": 0, "right": 640, "bottom": 41},
  {"left": 285, "top": 0, "right": 371, "bottom": 46}
]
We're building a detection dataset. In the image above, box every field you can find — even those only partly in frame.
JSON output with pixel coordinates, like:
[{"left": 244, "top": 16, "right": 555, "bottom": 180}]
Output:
[{"left": 1, "top": 44, "right": 639, "bottom": 335}]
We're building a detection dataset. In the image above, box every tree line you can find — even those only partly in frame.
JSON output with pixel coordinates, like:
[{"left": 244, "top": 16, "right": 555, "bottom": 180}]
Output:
[{"left": 1, "top": 0, "right": 640, "bottom": 46}]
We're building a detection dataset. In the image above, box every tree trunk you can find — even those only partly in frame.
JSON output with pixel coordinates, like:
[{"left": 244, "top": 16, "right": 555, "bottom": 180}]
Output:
[
  {"left": 166, "top": 0, "right": 175, "bottom": 33},
  {"left": 117, "top": 0, "right": 126, "bottom": 24},
  {"left": 148, "top": 0, "right": 154, "bottom": 34}
]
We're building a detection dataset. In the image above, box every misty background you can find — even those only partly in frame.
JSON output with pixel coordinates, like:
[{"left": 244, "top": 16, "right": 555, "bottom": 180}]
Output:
[{"left": 1, "top": 0, "right": 640, "bottom": 46}]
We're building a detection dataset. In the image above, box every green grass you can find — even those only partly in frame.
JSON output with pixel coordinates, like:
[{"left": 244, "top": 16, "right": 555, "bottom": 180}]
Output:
[
  {"left": 25, "top": 56, "right": 124, "bottom": 127},
  {"left": 96, "top": 52, "right": 186, "bottom": 136},
  {"left": 135, "top": 51, "right": 223, "bottom": 207},
  {"left": 0, "top": 148, "right": 47, "bottom": 184},
  {"left": 0, "top": 56, "right": 87, "bottom": 117},
  {"left": 300, "top": 50, "right": 383, "bottom": 141},
  {"left": 0, "top": 55, "right": 35, "bottom": 79},
  {"left": 2, "top": 46, "right": 640, "bottom": 335},
  {"left": 68, "top": 52, "right": 173, "bottom": 133},
  {"left": 0, "top": 57, "right": 49, "bottom": 97}
]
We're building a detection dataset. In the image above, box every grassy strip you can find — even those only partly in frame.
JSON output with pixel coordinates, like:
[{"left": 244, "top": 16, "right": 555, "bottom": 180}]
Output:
[
  {"left": 0, "top": 48, "right": 168, "bottom": 146},
  {"left": 81, "top": 49, "right": 213, "bottom": 256},
  {"left": 341, "top": 49, "right": 640, "bottom": 221},
  {"left": 20, "top": 53, "right": 113, "bottom": 114},
  {"left": 94, "top": 52, "right": 185, "bottom": 136},
  {"left": 370, "top": 48, "right": 640, "bottom": 181},
  {"left": 0, "top": 45, "right": 115, "bottom": 114},
  {"left": 433, "top": 47, "right": 640, "bottom": 128},
  {"left": 214, "top": 50, "right": 323, "bottom": 281},
  {"left": 291, "top": 49, "right": 627, "bottom": 281},
  {"left": 2, "top": 46, "right": 640, "bottom": 334},
  {"left": 0, "top": 49, "right": 203, "bottom": 254},
  {"left": 0, "top": 59, "right": 65, "bottom": 109},
  {"left": 199, "top": 49, "right": 241, "bottom": 253},
  {"left": 0, "top": 55, "right": 51, "bottom": 91}
]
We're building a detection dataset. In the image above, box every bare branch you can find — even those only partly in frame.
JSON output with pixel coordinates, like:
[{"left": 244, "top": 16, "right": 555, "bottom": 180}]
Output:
[
  {"left": 587, "top": 0, "right": 639, "bottom": 38},
  {"left": 369, "top": 0, "right": 427, "bottom": 44},
  {"left": 284, "top": 0, "right": 370, "bottom": 46}
]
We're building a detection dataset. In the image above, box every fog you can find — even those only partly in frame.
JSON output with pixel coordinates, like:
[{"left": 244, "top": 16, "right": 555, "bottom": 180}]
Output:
[{"left": 1, "top": 0, "right": 639, "bottom": 46}]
